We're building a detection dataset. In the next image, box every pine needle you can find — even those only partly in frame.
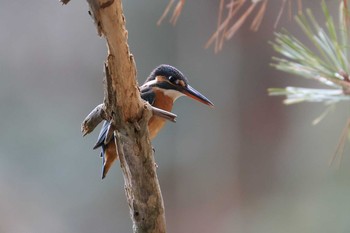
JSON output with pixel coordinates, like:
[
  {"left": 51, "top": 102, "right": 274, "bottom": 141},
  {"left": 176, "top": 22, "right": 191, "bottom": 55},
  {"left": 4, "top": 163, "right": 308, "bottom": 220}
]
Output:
[
  {"left": 157, "top": 0, "right": 186, "bottom": 26},
  {"left": 251, "top": 0, "right": 268, "bottom": 31},
  {"left": 157, "top": 0, "right": 174, "bottom": 26},
  {"left": 206, "top": 0, "right": 304, "bottom": 52},
  {"left": 312, "top": 104, "right": 335, "bottom": 125},
  {"left": 274, "top": 0, "right": 287, "bottom": 29},
  {"left": 330, "top": 119, "right": 350, "bottom": 168}
]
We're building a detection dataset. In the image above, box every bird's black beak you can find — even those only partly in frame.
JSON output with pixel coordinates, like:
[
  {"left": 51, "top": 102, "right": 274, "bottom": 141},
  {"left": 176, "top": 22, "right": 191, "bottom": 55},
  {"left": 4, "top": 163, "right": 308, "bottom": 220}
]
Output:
[{"left": 180, "top": 85, "right": 214, "bottom": 107}]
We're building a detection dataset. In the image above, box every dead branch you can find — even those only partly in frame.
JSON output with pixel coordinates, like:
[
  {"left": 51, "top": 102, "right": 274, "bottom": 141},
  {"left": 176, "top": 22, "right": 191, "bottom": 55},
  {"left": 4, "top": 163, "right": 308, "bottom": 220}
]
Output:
[
  {"left": 64, "top": 0, "right": 167, "bottom": 232},
  {"left": 81, "top": 103, "right": 106, "bottom": 136},
  {"left": 151, "top": 106, "right": 177, "bottom": 122}
]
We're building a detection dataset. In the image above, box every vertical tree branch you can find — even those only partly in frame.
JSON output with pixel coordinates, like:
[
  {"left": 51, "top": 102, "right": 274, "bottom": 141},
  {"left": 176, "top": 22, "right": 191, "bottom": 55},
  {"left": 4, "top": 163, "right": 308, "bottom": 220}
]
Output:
[{"left": 64, "top": 0, "right": 167, "bottom": 232}]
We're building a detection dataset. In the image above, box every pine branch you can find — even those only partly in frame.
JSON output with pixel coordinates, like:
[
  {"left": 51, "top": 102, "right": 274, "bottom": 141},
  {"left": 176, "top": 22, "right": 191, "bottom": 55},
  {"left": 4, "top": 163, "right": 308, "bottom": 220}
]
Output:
[
  {"left": 270, "top": 0, "right": 350, "bottom": 164},
  {"left": 268, "top": 87, "right": 350, "bottom": 104},
  {"left": 269, "top": 0, "right": 350, "bottom": 106}
]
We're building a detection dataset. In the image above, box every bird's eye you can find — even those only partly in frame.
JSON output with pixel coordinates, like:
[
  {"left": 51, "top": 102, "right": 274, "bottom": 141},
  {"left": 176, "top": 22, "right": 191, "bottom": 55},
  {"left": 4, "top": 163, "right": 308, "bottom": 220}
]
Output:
[
  {"left": 168, "top": 76, "right": 186, "bottom": 87},
  {"left": 168, "top": 76, "right": 176, "bottom": 83}
]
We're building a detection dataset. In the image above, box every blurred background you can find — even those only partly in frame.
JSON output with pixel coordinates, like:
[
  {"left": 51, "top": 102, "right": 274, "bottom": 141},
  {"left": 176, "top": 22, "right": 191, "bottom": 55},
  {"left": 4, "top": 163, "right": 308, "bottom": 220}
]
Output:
[{"left": 1, "top": 1, "right": 350, "bottom": 233}]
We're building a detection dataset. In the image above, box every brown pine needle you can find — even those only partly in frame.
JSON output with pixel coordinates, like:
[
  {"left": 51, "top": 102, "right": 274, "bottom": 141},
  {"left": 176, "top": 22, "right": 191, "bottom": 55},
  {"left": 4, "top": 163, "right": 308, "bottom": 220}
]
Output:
[
  {"left": 218, "top": 0, "right": 245, "bottom": 51},
  {"left": 288, "top": 0, "right": 292, "bottom": 20},
  {"left": 343, "top": 0, "right": 350, "bottom": 28},
  {"left": 225, "top": 2, "right": 257, "bottom": 39},
  {"left": 298, "top": 0, "right": 303, "bottom": 15},
  {"left": 170, "top": 0, "right": 186, "bottom": 25},
  {"left": 209, "top": 0, "right": 307, "bottom": 52},
  {"left": 329, "top": 119, "right": 350, "bottom": 168},
  {"left": 157, "top": 0, "right": 186, "bottom": 26},
  {"left": 205, "top": 0, "right": 242, "bottom": 51},
  {"left": 251, "top": 0, "right": 268, "bottom": 31},
  {"left": 159, "top": 0, "right": 306, "bottom": 52},
  {"left": 215, "top": 0, "right": 225, "bottom": 53},
  {"left": 157, "top": 0, "right": 174, "bottom": 26}
]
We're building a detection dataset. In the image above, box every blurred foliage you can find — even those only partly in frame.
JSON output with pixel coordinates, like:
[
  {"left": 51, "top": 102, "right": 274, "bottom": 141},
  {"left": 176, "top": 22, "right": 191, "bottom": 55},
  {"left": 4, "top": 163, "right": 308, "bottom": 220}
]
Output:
[
  {"left": 269, "top": 0, "right": 350, "bottom": 104},
  {"left": 269, "top": 0, "right": 350, "bottom": 165},
  {"left": 160, "top": 0, "right": 304, "bottom": 52}
]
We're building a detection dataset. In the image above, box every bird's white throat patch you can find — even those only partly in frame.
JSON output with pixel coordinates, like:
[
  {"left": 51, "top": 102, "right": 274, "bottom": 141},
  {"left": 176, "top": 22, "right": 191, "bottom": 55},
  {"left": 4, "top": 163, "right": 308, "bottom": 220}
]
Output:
[
  {"left": 142, "top": 80, "right": 185, "bottom": 102},
  {"left": 163, "top": 89, "right": 184, "bottom": 101},
  {"left": 155, "top": 88, "right": 184, "bottom": 102}
]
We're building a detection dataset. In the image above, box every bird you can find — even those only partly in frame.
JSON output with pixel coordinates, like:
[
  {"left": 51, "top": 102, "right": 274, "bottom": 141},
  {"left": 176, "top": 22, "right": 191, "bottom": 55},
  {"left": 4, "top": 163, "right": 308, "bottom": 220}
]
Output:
[{"left": 93, "top": 64, "right": 214, "bottom": 179}]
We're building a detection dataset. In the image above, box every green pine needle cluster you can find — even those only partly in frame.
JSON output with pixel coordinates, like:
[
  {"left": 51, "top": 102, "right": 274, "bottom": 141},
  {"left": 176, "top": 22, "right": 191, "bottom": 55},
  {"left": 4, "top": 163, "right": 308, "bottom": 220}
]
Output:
[{"left": 269, "top": 0, "right": 350, "bottom": 105}]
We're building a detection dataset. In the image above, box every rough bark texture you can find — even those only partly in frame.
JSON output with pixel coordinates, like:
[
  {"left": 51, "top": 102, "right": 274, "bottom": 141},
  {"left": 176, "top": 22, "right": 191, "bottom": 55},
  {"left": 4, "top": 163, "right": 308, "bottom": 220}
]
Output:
[{"left": 68, "top": 0, "right": 167, "bottom": 232}]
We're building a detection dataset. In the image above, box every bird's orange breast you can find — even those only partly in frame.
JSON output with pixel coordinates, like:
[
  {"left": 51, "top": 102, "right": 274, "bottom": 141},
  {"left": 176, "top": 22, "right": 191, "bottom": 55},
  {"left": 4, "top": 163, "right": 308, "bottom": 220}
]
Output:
[{"left": 148, "top": 89, "right": 174, "bottom": 139}]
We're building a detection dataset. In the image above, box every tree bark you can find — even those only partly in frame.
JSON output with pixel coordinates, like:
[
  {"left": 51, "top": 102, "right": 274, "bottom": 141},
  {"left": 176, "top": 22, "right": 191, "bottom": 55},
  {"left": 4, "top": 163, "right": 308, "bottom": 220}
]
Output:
[{"left": 62, "top": 0, "right": 167, "bottom": 232}]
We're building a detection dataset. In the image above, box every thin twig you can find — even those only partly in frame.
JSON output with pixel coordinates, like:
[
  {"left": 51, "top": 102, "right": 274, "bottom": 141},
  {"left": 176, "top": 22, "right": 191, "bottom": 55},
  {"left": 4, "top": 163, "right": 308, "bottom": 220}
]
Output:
[
  {"left": 151, "top": 105, "right": 177, "bottom": 122},
  {"left": 81, "top": 103, "right": 106, "bottom": 136}
]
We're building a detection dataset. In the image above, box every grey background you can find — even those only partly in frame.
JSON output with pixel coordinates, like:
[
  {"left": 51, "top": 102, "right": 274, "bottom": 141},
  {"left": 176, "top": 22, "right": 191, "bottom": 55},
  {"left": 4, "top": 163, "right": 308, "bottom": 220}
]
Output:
[{"left": 1, "top": 1, "right": 349, "bottom": 233}]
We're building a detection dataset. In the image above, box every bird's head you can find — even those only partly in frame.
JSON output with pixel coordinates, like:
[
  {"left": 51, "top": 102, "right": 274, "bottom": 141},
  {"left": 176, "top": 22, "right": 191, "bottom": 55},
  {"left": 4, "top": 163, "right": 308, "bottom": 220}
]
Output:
[{"left": 142, "top": 64, "right": 214, "bottom": 106}]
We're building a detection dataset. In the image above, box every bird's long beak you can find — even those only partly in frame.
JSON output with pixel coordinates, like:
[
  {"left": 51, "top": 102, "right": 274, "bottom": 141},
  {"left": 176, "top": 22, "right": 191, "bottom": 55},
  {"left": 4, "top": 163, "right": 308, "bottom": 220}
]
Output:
[{"left": 180, "top": 85, "right": 214, "bottom": 107}]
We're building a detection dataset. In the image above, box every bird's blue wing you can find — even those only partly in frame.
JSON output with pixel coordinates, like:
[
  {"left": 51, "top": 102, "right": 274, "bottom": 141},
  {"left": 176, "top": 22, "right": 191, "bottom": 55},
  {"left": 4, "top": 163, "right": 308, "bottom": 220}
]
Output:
[
  {"left": 94, "top": 86, "right": 154, "bottom": 148},
  {"left": 94, "top": 86, "right": 155, "bottom": 156},
  {"left": 140, "top": 86, "right": 156, "bottom": 105},
  {"left": 92, "top": 86, "right": 156, "bottom": 178},
  {"left": 93, "top": 120, "right": 110, "bottom": 150},
  {"left": 94, "top": 87, "right": 154, "bottom": 149}
]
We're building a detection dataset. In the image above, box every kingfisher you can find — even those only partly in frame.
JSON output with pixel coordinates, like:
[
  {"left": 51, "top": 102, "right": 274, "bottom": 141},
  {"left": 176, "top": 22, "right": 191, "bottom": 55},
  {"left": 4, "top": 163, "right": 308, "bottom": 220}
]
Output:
[{"left": 94, "top": 64, "right": 214, "bottom": 179}]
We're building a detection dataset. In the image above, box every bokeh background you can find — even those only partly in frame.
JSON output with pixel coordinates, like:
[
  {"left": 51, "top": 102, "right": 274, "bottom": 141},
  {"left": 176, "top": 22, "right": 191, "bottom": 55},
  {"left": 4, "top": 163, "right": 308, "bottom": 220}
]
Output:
[{"left": 1, "top": 1, "right": 350, "bottom": 233}]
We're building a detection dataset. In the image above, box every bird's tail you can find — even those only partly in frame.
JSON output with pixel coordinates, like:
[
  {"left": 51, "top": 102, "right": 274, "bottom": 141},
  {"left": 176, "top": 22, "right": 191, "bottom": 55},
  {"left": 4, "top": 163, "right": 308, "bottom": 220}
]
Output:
[{"left": 101, "top": 141, "right": 118, "bottom": 179}]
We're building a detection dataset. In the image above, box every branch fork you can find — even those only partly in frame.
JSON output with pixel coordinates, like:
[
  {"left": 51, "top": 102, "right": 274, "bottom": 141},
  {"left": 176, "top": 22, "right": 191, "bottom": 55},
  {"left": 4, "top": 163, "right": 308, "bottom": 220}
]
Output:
[
  {"left": 81, "top": 102, "right": 177, "bottom": 138},
  {"left": 62, "top": 0, "right": 169, "bottom": 232}
]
